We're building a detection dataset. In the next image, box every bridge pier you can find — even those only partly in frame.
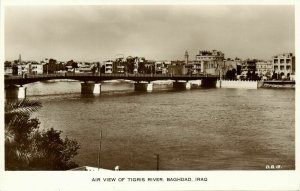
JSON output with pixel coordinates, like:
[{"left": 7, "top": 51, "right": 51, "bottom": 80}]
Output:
[
  {"left": 173, "top": 81, "right": 191, "bottom": 90},
  {"left": 201, "top": 79, "right": 217, "bottom": 88},
  {"left": 134, "top": 82, "right": 153, "bottom": 92},
  {"left": 81, "top": 82, "right": 101, "bottom": 94},
  {"left": 5, "top": 85, "right": 27, "bottom": 99}
]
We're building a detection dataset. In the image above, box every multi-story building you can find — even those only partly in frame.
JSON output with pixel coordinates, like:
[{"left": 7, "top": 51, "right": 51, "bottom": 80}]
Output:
[
  {"left": 13, "top": 64, "right": 29, "bottom": 75},
  {"left": 104, "top": 61, "right": 113, "bottom": 74},
  {"left": 76, "top": 62, "right": 97, "bottom": 73},
  {"left": 114, "top": 62, "right": 126, "bottom": 73},
  {"left": 272, "top": 53, "right": 295, "bottom": 79},
  {"left": 242, "top": 59, "right": 257, "bottom": 75},
  {"left": 191, "top": 60, "right": 202, "bottom": 74},
  {"left": 155, "top": 61, "right": 170, "bottom": 74},
  {"left": 133, "top": 58, "right": 139, "bottom": 74},
  {"left": 241, "top": 59, "right": 265, "bottom": 80},
  {"left": 193, "top": 50, "right": 225, "bottom": 75},
  {"left": 144, "top": 60, "right": 155, "bottom": 74},
  {"left": 168, "top": 60, "right": 187, "bottom": 75},
  {"left": 256, "top": 60, "right": 273, "bottom": 78},
  {"left": 29, "top": 62, "right": 43, "bottom": 74}
]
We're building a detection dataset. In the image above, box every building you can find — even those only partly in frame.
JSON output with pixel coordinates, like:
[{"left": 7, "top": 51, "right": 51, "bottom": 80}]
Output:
[
  {"left": 77, "top": 62, "right": 95, "bottom": 73},
  {"left": 144, "top": 60, "right": 155, "bottom": 74},
  {"left": 242, "top": 59, "right": 256, "bottom": 74},
  {"left": 272, "top": 53, "right": 295, "bottom": 79},
  {"left": 29, "top": 62, "right": 43, "bottom": 74},
  {"left": 5, "top": 66, "right": 13, "bottom": 75},
  {"left": 133, "top": 58, "right": 139, "bottom": 74},
  {"left": 193, "top": 50, "right": 225, "bottom": 75},
  {"left": 240, "top": 59, "right": 263, "bottom": 80},
  {"left": 256, "top": 60, "right": 273, "bottom": 79},
  {"left": 113, "top": 61, "right": 126, "bottom": 74},
  {"left": 13, "top": 64, "right": 29, "bottom": 75},
  {"left": 168, "top": 60, "right": 187, "bottom": 75},
  {"left": 155, "top": 61, "right": 170, "bottom": 74},
  {"left": 104, "top": 61, "right": 114, "bottom": 74},
  {"left": 223, "top": 58, "right": 242, "bottom": 79},
  {"left": 223, "top": 59, "right": 236, "bottom": 74},
  {"left": 184, "top": 50, "right": 189, "bottom": 65},
  {"left": 191, "top": 60, "right": 202, "bottom": 74}
]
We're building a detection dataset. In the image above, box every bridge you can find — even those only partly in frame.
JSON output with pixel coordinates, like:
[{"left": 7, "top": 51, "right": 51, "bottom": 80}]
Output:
[{"left": 5, "top": 73, "right": 220, "bottom": 98}]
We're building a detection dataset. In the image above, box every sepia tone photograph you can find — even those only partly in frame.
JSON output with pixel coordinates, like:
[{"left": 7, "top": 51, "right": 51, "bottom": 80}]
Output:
[{"left": 3, "top": 2, "right": 296, "bottom": 175}]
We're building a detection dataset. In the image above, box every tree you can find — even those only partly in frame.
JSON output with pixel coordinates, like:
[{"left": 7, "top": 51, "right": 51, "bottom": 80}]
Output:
[
  {"left": 138, "top": 61, "right": 146, "bottom": 74},
  {"left": 225, "top": 69, "right": 236, "bottom": 80},
  {"left": 5, "top": 99, "right": 80, "bottom": 170},
  {"left": 126, "top": 56, "right": 135, "bottom": 74},
  {"left": 5, "top": 61, "right": 12, "bottom": 67},
  {"left": 91, "top": 65, "right": 97, "bottom": 74},
  {"left": 66, "top": 60, "right": 78, "bottom": 69},
  {"left": 100, "top": 65, "right": 105, "bottom": 73},
  {"left": 96, "top": 62, "right": 100, "bottom": 73}
]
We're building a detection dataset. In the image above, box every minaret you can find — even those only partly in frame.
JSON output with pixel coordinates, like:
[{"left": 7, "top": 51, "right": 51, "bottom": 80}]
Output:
[
  {"left": 18, "top": 54, "right": 22, "bottom": 65},
  {"left": 184, "top": 50, "right": 189, "bottom": 65}
]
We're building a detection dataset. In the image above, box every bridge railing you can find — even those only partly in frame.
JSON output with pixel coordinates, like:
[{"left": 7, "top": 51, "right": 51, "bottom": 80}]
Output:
[
  {"left": 5, "top": 73, "right": 219, "bottom": 79},
  {"left": 5, "top": 73, "right": 66, "bottom": 79},
  {"left": 64, "top": 73, "right": 213, "bottom": 78}
]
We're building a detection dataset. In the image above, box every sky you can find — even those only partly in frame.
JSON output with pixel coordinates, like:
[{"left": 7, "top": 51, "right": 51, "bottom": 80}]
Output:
[{"left": 5, "top": 5, "right": 295, "bottom": 62}]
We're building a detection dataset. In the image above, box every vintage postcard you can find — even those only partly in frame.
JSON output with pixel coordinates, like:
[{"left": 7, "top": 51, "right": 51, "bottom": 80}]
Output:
[{"left": 0, "top": 0, "right": 299, "bottom": 190}]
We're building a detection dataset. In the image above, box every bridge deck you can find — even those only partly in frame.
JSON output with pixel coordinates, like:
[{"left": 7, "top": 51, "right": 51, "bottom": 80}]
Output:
[{"left": 5, "top": 73, "right": 220, "bottom": 85}]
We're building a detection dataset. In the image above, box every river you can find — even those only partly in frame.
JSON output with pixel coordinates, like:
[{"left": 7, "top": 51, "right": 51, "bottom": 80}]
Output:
[{"left": 26, "top": 80, "right": 295, "bottom": 170}]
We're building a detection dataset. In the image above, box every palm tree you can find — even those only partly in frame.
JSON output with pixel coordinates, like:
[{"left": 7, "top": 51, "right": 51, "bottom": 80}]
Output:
[
  {"left": 5, "top": 99, "right": 80, "bottom": 170},
  {"left": 5, "top": 99, "right": 42, "bottom": 169}
]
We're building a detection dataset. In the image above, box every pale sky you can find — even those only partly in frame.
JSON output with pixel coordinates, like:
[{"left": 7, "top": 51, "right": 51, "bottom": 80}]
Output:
[{"left": 5, "top": 5, "right": 295, "bottom": 62}]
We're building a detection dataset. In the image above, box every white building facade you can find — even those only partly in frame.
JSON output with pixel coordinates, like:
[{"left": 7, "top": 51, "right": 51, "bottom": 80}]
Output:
[
  {"left": 256, "top": 60, "right": 273, "bottom": 78},
  {"left": 104, "top": 61, "right": 113, "bottom": 74},
  {"left": 272, "top": 53, "right": 295, "bottom": 79},
  {"left": 194, "top": 50, "right": 225, "bottom": 75}
]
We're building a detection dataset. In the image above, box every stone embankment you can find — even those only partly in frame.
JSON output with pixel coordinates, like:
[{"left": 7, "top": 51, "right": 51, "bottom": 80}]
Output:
[
  {"left": 217, "top": 80, "right": 258, "bottom": 89},
  {"left": 216, "top": 80, "right": 295, "bottom": 89}
]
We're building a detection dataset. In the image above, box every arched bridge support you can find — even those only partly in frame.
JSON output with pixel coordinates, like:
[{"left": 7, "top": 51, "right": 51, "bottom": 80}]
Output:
[
  {"left": 201, "top": 79, "right": 217, "bottom": 88},
  {"left": 81, "top": 82, "right": 101, "bottom": 95},
  {"left": 173, "top": 81, "right": 191, "bottom": 90},
  {"left": 5, "top": 85, "right": 27, "bottom": 99},
  {"left": 134, "top": 82, "right": 153, "bottom": 92}
]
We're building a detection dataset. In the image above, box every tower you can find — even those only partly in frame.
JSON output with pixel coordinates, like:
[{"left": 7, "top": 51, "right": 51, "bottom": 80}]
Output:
[
  {"left": 18, "top": 54, "right": 22, "bottom": 65},
  {"left": 184, "top": 50, "right": 189, "bottom": 65}
]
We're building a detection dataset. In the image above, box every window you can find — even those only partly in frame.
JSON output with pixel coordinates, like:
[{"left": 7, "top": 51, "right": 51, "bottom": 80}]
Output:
[
  {"left": 274, "top": 66, "right": 278, "bottom": 70},
  {"left": 280, "top": 66, "right": 284, "bottom": 70},
  {"left": 286, "top": 66, "right": 291, "bottom": 71},
  {"left": 274, "top": 59, "right": 278, "bottom": 63},
  {"left": 286, "top": 59, "right": 290, "bottom": 64},
  {"left": 280, "top": 59, "right": 284, "bottom": 64}
]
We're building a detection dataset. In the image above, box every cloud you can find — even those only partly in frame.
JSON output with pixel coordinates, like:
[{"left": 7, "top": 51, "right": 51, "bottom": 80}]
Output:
[{"left": 5, "top": 5, "right": 294, "bottom": 61}]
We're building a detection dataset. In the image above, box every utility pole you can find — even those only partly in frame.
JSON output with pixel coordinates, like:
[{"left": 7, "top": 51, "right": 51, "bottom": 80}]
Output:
[{"left": 97, "top": 130, "right": 103, "bottom": 169}]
